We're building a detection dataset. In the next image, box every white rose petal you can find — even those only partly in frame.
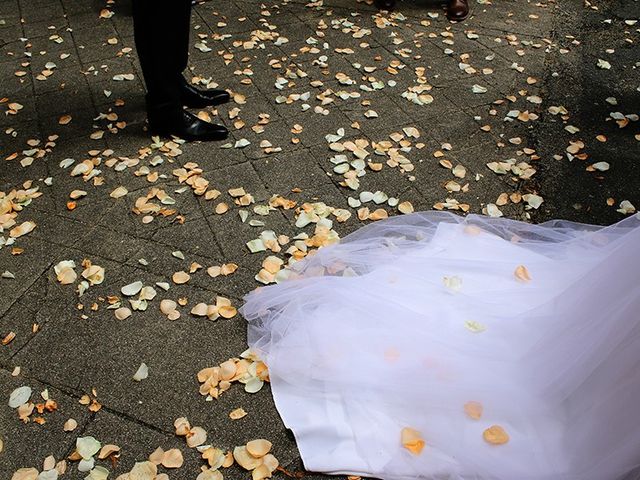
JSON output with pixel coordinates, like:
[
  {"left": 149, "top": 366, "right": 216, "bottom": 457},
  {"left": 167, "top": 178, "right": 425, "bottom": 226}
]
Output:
[
  {"left": 522, "top": 194, "right": 544, "bottom": 209},
  {"left": 76, "top": 436, "right": 101, "bottom": 460},
  {"left": 244, "top": 377, "right": 264, "bottom": 394},
  {"left": 77, "top": 458, "right": 95, "bottom": 473},
  {"left": 617, "top": 200, "right": 636, "bottom": 215},
  {"left": 36, "top": 470, "right": 58, "bottom": 480},
  {"left": 121, "top": 281, "right": 143, "bottom": 296},
  {"left": 84, "top": 466, "right": 109, "bottom": 480},
  {"left": 9, "top": 386, "right": 32, "bottom": 408},
  {"left": 485, "top": 203, "right": 503, "bottom": 218},
  {"left": 133, "top": 363, "right": 149, "bottom": 382},
  {"left": 591, "top": 162, "right": 610, "bottom": 172},
  {"left": 443, "top": 276, "right": 463, "bottom": 293}
]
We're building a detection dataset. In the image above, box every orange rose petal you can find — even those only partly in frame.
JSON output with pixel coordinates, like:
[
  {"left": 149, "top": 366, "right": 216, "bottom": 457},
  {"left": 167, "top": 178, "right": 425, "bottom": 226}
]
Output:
[
  {"left": 219, "top": 305, "right": 237, "bottom": 319},
  {"left": 401, "top": 427, "right": 425, "bottom": 455},
  {"left": 514, "top": 265, "right": 531, "bottom": 282},
  {"left": 483, "top": 425, "right": 509, "bottom": 445},
  {"left": 464, "top": 401, "right": 483, "bottom": 420}
]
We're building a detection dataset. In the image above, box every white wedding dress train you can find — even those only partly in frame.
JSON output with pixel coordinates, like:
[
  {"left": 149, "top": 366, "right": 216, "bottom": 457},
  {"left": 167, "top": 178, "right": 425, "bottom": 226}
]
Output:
[{"left": 242, "top": 212, "right": 640, "bottom": 480}]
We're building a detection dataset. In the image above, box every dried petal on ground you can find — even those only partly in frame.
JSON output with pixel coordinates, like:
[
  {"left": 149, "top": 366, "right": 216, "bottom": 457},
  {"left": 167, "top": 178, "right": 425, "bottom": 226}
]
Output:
[
  {"left": 398, "top": 201, "right": 414, "bottom": 214},
  {"left": 187, "top": 426, "right": 207, "bottom": 448},
  {"left": 76, "top": 436, "right": 101, "bottom": 460},
  {"left": 252, "top": 464, "right": 272, "bottom": 480},
  {"left": 98, "top": 444, "right": 121, "bottom": 459},
  {"left": 230, "top": 408, "right": 247, "bottom": 420},
  {"left": 9, "top": 386, "right": 32, "bottom": 408},
  {"left": 11, "top": 468, "right": 39, "bottom": 480},
  {"left": 133, "top": 363, "right": 149, "bottom": 381},
  {"left": 86, "top": 466, "right": 109, "bottom": 480},
  {"left": 9, "top": 221, "right": 36, "bottom": 238},
  {"left": 172, "top": 271, "right": 191, "bottom": 284},
  {"left": 54, "top": 260, "right": 77, "bottom": 285},
  {"left": 202, "top": 447, "right": 226, "bottom": 469},
  {"left": 115, "top": 307, "right": 132, "bottom": 320},
  {"left": 64, "top": 418, "right": 78, "bottom": 431},
  {"left": 233, "top": 446, "right": 262, "bottom": 470},
  {"left": 121, "top": 281, "right": 143, "bottom": 296},
  {"left": 246, "top": 439, "right": 272, "bottom": 458},
  {"left": 161, "top": 449, "right": 184, "bottom": 468}
]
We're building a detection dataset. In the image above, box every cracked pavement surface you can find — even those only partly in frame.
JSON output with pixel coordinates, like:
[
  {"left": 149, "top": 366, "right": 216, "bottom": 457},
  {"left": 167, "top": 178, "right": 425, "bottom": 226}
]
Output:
[{"left": 0, "top": 0, "right": 639, "bottom": 478}]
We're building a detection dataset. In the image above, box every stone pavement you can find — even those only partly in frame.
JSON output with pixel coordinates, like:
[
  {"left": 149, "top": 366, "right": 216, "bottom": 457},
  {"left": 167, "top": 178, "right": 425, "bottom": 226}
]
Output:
[{"left": 0, "top": 0, "right": 638, "bottom": 478}]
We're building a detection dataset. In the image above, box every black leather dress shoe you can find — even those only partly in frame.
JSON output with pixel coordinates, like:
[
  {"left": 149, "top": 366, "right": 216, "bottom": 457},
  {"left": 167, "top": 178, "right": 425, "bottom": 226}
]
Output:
[
  {"left": 179, "top": 77, "right": 230, "bottom": 109},
  {"left": 447, "top": 0, "right": 469, "bottom": 21},
  {"left": 374, "top": 0, "right": 396, "bottom": 10},
  {"left": 147, "top": 101, "right": 229, "bottom": 142}
]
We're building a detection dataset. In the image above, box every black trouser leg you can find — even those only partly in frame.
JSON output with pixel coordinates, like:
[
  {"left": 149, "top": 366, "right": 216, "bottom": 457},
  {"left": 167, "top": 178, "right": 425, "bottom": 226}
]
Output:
[{"left": 132, "top": 0, "right": 191, "bottom": 107}]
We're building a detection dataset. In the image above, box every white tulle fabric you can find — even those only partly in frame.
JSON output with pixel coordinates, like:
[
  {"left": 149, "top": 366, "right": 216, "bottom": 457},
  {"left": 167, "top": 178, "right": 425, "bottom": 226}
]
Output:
[{"left": 241, "top": 212, "right": 640, "bottom": 480}]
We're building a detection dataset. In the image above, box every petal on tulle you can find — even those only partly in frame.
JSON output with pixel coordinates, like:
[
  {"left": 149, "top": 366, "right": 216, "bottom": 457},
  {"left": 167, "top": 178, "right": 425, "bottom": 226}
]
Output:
[
  {"left": 514, "top": 265, "right": 531, "bottom": 282},
  {"left": 483, "top": 425, "right": 509, "bottom": 445},
  {"left": 401, "top": 427, "right": 425, "bottom": 455},
  {"left": 443, "top": 275, "right": 463, "bottom": 292},
  {"left": 464, "top": 401, "right": 483, "bottom": 420},
  {"left": 464, "top": 320, "right": 487, "bottom": 333}
]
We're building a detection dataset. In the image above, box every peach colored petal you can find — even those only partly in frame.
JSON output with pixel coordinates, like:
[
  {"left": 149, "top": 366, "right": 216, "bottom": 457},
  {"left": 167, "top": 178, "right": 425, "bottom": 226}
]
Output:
[
  {"left": 233, "top": 446, "right": 262, "bottom": 470},
  {"left": 246, "top": 439, "right": 272, "bottom": 458},
  {"left": 464, "top": 401, "right": 483, "bottom": 420},
  {"left": 172, "top": 271, "right": 191, "bottom": 284},
  {"left": 186, "top": 427, "right": 207, "bottom": 448},
  {"left": 514, "top": 265, "right": 531, "bottom": 282},
  {"left": 161, "top": 449, "right": 184, "bottom": 468},
  {"left": 483, "top": 425, "right": 510, "bottom": 445},
  {"left": 401, "top": 427, "right": 425, "bottom": 455},
  {"left": 252, "top": 464, "right": 272, "bottom": 480}
]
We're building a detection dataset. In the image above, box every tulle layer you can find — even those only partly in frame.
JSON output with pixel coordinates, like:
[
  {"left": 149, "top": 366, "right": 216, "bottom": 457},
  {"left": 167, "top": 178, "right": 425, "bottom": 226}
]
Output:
[{"left": 241, "top": 212, "right": 640, "bottom": 480}]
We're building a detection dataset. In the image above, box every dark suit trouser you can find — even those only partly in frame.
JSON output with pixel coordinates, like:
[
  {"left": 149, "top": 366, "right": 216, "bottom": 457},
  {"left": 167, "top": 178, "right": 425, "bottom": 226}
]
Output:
[{"left": 132, "top": 0, "right": 191, "bottom": 106}]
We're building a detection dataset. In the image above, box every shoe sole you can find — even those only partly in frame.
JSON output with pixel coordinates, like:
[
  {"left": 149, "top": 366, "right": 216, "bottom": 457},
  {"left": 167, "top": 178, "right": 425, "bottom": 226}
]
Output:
[
  {"left": 183, "top": 97, "right": 231, "bottom": 109},
  {"left": 148, "top": 127, "right": 229, "bottom": 142},
  {"left": 447, "top": 9, "right": 470, "bottom": 21}
]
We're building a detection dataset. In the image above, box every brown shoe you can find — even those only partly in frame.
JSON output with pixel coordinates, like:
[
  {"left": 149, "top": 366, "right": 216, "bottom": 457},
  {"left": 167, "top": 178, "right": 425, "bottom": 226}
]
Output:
[{"left": 447, "top": 0, "right": 469, "bottom": 21}]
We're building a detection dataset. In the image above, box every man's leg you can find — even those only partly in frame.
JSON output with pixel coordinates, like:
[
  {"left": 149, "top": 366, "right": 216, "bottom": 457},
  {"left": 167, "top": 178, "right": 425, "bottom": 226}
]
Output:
[
  {"left": 132, "top": 0, "right": 190, "bottom": 106},
  {"left": 374, "top": 0, "right": 396, "bottom": 11},
  {"left": 132, "top": 0, "right": 228, "bottom": 141}
]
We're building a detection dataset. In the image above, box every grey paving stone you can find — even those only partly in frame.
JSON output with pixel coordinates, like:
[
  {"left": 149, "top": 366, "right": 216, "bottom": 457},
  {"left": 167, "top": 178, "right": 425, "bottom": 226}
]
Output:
[
  {"left": 74, "top": 409, "right": 204, "bottom": 480},
  {"left": 22, "top": 19, "right": 70, "bottom": 41},
  {"left": 1, "top": 252, "right": 135, "bottom": 362},
  {"left": 1, "top": 1, "right": 638, "bottom": 479},
  {"left": 35, "top": 86, "right": 95, "bottom": 120},
  {"left": 0, "top": 237, "right": 61, "bottom": 317},
  {"left": 253, "top": 149, "right": 333, "bottom": 190},
  {"left": 0, "top": 0, "right": 20, "bottom": 18},
  {"left": 10, "top": 291, "right": 298, "bottom": 466},
  {"left": 24, "top": 210, "right": 93, "bottom": 247},
  {"left": 206, "top": 207, "right": 294, "bottom": 260},
  {"left": 151, "top": 217, "right": 224, "bottom": 260},
  {"left": 21, "top": 2, "right": 66, "bottom": 25},
  {"left": 234, "top": 120, "right": 305, "bottom": 160},
  {"left": 280, "top": 108, "right": 353, "bottom": 148},
  {"left": 0, "top": 370, "right": 93, "bottom": 479},
  {"left": 0, "top": 293, "right": 40, "bottom": 363}
]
